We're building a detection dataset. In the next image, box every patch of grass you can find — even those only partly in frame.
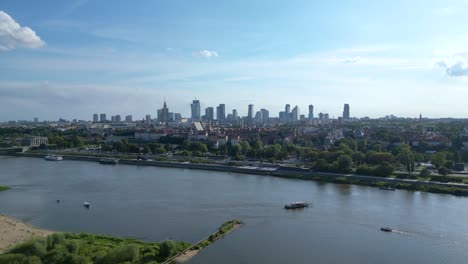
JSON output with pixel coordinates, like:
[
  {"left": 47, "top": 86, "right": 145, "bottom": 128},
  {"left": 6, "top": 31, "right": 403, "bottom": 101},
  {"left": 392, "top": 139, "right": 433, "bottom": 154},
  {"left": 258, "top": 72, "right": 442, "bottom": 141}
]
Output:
[
  {"left": 0, "top": 232, "right": 191, "bottom": 264},
  {"left": 0, "top": 185, "right": 10, "bottom": 191}
]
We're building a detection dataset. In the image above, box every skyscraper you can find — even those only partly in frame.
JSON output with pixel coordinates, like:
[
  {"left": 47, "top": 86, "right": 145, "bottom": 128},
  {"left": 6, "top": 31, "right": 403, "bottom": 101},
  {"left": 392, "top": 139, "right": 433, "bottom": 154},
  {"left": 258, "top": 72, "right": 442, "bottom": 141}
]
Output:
[
  {"left": 255, "top": 111, "right": 262, "bottom": 124},
  {"left": 216, "top": 104, "right": 226, "bottom": 120},
  {"left": 232, "top": 109, "right": 238, "bottom": 119},
  {"left": 125, "top": 115, "right": 132, "bottom": 122},
  {"left": 308, "top": 105, "right": 314, "bottom": 119},
  {"left": 115, "top": 115, "right": 121, "bottom": 122},
  {"left": 292, "top": 106, "right": 300, "bottom": 121},
  {"left": 191, "top": 100, "right": 201, "bottom": 121},
  {"left": 260, "top": 109, "right": 269, "bottom": 123},
  {"left": 205, "top": 107, "right": 214, "bottom": 121},
  {"left": 100, "top": 113, "right": 106, "bottom": 122},
  {"left": 145, "top": 115, "right": 151, "bottom": 123},
  {"left": 157, "top": 101, "right": 170, "bottom": 123},
  {"left": 93, "top": 114, "right": 99, "bottom": 122},
  {"left": 343, "top": 104, "right": 350, "bottom": 119},
  {"left": 285, "top": 104, "right": 291, "bottom": 115},
  {"left": 248, "top": 104, "right": 254, "bottom": 119}
]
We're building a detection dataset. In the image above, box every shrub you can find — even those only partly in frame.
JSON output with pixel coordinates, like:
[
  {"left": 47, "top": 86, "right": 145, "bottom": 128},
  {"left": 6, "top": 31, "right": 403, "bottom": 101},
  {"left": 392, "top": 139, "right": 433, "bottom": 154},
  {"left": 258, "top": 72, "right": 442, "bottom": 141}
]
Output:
[{"left": 419, "top": 168, "right": 430, "bottom": 178}]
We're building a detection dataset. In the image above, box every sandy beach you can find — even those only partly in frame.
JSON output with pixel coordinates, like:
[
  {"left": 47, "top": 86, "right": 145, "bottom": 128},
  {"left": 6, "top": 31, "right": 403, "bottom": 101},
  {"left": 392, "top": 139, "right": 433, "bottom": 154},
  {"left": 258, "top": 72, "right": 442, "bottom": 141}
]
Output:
[{"left": 0, "top": 214, "right": 53, "bottom": 253}]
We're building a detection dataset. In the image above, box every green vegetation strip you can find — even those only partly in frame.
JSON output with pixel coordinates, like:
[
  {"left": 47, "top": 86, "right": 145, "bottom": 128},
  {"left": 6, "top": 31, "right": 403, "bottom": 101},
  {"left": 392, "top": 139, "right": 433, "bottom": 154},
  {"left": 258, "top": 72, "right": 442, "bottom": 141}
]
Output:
[
  {"left": 0, "top": 233, "right": 190, "bottom": 264},
  {"left": 0, "top": 185, "right": 10, "bottom": 192},
  {"left": 0, "top": 220, "right": 242, "bottom": 264}
]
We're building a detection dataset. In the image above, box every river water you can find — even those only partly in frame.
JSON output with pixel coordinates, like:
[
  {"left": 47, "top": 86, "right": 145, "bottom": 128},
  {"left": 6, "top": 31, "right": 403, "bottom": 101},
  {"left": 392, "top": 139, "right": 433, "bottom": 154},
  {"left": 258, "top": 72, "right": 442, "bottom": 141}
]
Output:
[{"left": 0, "top": 156, "right": 467, "bottom": 263}]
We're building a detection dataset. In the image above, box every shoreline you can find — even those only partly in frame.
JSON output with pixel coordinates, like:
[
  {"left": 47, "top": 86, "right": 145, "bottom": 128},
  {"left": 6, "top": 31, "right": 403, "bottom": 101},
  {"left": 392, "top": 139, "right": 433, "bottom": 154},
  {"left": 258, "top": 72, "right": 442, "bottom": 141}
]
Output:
[
  {"left": 3, "top": 152, "right": 468, "bottom": 196},
  {"left": 0, "top": 214, "right": 54, "bottom": 253},
  {"left": 0, "top": 214, "right": 241, "bottom": 263}
]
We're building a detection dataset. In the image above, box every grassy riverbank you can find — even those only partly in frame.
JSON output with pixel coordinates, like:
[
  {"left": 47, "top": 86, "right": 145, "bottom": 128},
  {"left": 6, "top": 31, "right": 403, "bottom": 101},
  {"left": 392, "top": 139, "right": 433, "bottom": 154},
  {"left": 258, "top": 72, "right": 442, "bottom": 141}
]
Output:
[
  {"left": 0, "top": 232, "right": 191, "bottom": 264},
  {"left": 0, "top": 185, "right": 10, "bottom": 192},
  {"left": 0, "top": 217, "right": 243, "bottom": 264}
]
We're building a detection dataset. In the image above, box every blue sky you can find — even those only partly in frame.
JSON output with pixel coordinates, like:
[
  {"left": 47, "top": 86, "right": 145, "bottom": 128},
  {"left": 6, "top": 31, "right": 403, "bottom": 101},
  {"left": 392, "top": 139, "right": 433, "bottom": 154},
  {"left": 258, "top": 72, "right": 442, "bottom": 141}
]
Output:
[{"left": 1, "top": 0, "right": 468, "bottom": 121}]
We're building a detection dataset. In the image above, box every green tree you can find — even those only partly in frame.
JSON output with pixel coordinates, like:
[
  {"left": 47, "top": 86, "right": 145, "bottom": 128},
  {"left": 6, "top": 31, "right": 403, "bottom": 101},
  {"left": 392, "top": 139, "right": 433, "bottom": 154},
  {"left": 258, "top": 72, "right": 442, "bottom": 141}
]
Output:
[
  {"left": 373, "top": 162, "right": 395, "bottom": 177},
  {"left": 397, "top": 144, "right": 414, "bottom": 174},
  {"left": 419, "top": 168, "right": 430, "bottom": 178},
  {"left": 438, "top": 167, "right": 450, "bottom": 176},
  {"left": 431, "top": 152, "right": 447, "bottom": 168},
  {"left": 337, "top": 155, "right": 353, "bottom": 173}
]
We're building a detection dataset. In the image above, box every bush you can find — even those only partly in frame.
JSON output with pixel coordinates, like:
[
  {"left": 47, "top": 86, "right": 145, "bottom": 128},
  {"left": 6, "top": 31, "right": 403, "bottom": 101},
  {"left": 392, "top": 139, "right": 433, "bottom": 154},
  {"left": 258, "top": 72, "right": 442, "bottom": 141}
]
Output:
[
  {"left": 438, "top": 167, "right": 451, "bottom": 176},
  {"left": 9, "top": 239, "right": 47, "bottom": 257},
  {"left": 96, "top": 244, "right": 140, "bottom": 264},
  {"left": 419, "top": 168, "right": 430, "bottom": 177}
]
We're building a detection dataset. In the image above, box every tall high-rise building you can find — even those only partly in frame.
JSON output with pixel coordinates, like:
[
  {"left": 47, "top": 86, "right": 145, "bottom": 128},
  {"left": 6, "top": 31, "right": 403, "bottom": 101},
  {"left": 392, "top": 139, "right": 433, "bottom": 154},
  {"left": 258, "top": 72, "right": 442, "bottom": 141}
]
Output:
[
  {"left": 145, "top": 115, "right": 151, "bottom": 123},
  {"left": 93, "top": 114, "right": 99, "bottom": 122},
  {"left": 125, "top": 115, "right": 132, "bottom": 122},
  {"left": 260, "top": 109, "right": 269, "bottom": 123},
  {"left": 205, "top": 107, "right": 214, "bottom": 121},
  {"left": 115, "top": 115, "right": 121, "bottom": 122},
  {"left": 292, "top": 106, "right": 300, "bottom": 121},
  {"left": 232, "top": 109, "right": 238, "bottom": 119},
  {"left": 343, "top": 104, "right": 350, "bottom": 119},
  {"left": 100, "top": 113, "right": 106, "bottom": 122},
  {"left": 324, "top": 113, "right": 330, "bottom": 120},
  {"left": 255, "top": 111, "right": 263, "bottom": 124},
  {"left": 174, "top": 113, "right": 182, "bottom": 121},
  {"left": 34, "top": 117, "right": 39, "bottom": 123},
  {"left": 248, "top": 104, "right": 254, "bottom": 119},
  {"left": 216, "top": 104, "right": 226, "bottom": 120},
  {"left": 285, "top": 104, "right": 291, "bottom": 115},
  {"left": 191, "top": 100, "right": 201, "bottom": 121},
  {"left": 157, "top": 101, "right": 170, "bottom": 123},
  {"left": 308, "top": 105, "right": 314, "bottom": 119},
  {"left": 318, "top": 112, "right": 324, "bottom": 120},
  {"left": 111, "top": 116, "right": 116, "bottom": 122}
]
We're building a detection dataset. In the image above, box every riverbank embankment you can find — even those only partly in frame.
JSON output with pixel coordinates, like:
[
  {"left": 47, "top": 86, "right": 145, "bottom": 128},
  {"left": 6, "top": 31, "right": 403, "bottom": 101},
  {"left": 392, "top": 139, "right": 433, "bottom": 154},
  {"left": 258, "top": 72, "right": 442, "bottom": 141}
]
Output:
[
  {"left": 0, "top": 215, "right": 54, "bottom": 253},
  {"left": 3, "top": 152, "right": 468, "bottom": 196}
]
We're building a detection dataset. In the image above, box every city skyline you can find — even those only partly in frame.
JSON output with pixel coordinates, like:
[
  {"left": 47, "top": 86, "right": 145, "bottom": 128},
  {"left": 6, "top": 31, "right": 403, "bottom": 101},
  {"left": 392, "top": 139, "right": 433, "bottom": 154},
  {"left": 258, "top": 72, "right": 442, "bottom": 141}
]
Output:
[{"left": 2, "top": 1, "right": 468, "bottom": 121}]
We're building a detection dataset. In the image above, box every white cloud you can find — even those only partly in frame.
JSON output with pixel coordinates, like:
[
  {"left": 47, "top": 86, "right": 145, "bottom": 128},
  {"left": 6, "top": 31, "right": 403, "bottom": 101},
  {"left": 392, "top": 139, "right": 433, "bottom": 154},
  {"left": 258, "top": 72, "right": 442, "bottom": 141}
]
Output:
[
  {"left": 437, "top": 54, "right": 468, "bottom": 77},
  {"left": 342, "top": 57, "right": 361, "bottom": 64},
  {"left": 0, "top": 11, "right": 44, "bottom": 51},
  {"left": 198, "top": 50, "right": 218, "bottom": 58}
]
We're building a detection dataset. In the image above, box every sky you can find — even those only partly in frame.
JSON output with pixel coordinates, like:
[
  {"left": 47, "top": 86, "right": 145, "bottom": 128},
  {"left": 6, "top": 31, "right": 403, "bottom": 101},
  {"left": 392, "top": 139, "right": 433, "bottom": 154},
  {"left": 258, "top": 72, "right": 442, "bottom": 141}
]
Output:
[{"left": 1, "top": 0, "right": 468, "bottom": 121}]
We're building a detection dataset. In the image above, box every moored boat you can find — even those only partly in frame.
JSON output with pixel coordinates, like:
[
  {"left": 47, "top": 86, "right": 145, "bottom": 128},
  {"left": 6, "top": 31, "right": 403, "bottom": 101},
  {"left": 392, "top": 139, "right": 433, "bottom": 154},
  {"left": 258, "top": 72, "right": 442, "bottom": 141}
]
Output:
[
  {"left": 45, "top": 155, "right": 63, "bottom": 161},
  {"left": 284, "top": 201, "right": 309, "bottom": 209},
  {"left": 379, "top": 186, "right": 395, "bottom": 191}
]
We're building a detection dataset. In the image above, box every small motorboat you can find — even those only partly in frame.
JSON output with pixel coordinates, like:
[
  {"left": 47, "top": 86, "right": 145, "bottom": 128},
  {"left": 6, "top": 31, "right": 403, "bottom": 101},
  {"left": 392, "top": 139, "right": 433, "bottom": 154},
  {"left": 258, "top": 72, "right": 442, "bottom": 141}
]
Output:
[
  {"left": 379, "top": 186, "right": 395, "bottom": 191},
  {"left": 380, "top": 227, "right": 393, "bottom": 232},
  {"left": 56, "top": 199, "right": 60, "bottom": 203},
  {"left": 284, "top": 201, "right": 309, "bottom": 209},
  {"left": 83, "top": 202, "right": 90, "bottom": 208}
]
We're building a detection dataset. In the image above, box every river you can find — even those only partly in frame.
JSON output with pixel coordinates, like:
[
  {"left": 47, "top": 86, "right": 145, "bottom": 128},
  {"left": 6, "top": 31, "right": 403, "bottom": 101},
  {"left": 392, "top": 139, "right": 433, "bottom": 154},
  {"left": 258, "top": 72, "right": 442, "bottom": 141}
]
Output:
[{"left": 0, "top": 156, "right": 467, "bottom": 263}]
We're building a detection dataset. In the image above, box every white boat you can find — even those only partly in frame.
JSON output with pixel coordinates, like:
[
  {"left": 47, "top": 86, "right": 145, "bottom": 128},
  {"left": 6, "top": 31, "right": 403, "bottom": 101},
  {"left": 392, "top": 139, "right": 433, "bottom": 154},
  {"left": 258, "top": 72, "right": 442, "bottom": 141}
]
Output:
[
  {"left": 83, "top": 202, "right": 90, "bottom": 208},
  {"left": 45, "top": 155, "right": 63, "bottom": 161}
]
